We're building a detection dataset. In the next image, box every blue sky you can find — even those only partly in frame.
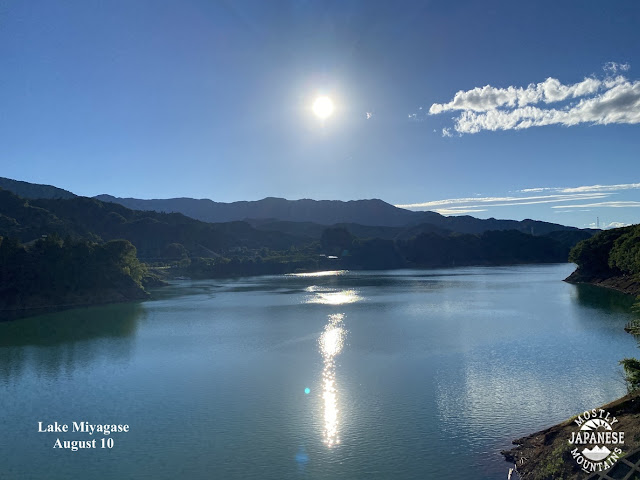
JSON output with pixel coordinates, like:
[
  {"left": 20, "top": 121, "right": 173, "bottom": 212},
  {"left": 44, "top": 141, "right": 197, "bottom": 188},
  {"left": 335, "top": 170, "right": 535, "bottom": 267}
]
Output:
[{"left": 1, "top": 0, "right": 639, "bottom": 228}]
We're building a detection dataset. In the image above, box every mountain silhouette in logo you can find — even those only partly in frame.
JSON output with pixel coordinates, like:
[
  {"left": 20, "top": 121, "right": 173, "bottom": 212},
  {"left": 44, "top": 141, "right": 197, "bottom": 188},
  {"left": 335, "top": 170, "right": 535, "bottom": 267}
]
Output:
[{"left": 582, "top": 445, "right": 611, "bottom": 462}]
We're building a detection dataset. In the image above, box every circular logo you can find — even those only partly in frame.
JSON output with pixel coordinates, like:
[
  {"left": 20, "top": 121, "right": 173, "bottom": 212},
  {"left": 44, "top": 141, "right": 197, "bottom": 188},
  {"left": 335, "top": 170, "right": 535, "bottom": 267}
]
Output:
[{"left": 569, "top": 409, "right": 624, "bottom": 473}]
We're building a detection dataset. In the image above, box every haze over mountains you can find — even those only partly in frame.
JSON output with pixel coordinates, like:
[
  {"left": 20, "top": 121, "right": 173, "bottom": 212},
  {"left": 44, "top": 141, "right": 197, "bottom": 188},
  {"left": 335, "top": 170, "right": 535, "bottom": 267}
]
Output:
[
  {"left": 94, "top": 192, "right": 580, "bottom": 236},
  {"left": 1, "top": 176, "right": 587, "bottom": 238}
]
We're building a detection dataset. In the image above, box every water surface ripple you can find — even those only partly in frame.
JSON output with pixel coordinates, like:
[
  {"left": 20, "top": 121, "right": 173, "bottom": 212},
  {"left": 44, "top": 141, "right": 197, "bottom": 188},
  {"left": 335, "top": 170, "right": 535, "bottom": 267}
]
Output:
[{"left": 0, "top": 264, "right": 637, "bottom": 479}]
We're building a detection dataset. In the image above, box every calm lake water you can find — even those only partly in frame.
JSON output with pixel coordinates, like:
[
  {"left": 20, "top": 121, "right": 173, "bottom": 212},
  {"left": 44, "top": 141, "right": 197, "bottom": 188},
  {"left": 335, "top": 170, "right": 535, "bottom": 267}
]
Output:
[{"left": 1, "top": 264, "right": 639, "bottom": 479}]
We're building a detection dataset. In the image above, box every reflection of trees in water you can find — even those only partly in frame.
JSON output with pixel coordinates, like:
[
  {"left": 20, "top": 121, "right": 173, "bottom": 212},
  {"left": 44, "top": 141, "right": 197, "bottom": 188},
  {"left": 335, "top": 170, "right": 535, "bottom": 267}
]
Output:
[
  {"left": 573, "top": 284, "right": 638, "bottom": 315},
  {"left": 623, "top": 303, "right": 640, "bottom": 343},
  {"left": 0, "top": 302, "right": 143, "bottom": 381},
  {"left": 151, "top": 282, "right": 219, "bottom": 300}
]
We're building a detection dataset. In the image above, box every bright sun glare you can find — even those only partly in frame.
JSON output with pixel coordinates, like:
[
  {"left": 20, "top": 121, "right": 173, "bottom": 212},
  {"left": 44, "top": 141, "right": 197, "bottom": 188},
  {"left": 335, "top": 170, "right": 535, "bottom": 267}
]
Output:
[{"left": 312, "top": 96, "right": 334, "bottom": 119}]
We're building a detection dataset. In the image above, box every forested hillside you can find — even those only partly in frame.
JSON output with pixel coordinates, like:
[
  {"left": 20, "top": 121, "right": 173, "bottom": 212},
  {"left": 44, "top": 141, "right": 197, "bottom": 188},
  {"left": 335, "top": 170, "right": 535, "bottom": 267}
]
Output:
[
  {"left": 0, "top": 185, "right": 595, "bottom": 319},
  {"left": 0, "top": 234, "right": 148, "bottom": 319},
  {"left": 566, "top": 224, "right": 640, "bottom": 295}
]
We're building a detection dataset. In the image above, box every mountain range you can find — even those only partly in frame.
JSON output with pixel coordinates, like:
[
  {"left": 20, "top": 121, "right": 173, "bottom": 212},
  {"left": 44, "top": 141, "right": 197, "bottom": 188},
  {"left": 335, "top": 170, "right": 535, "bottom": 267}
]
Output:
[
  {"left": 0, "top": 176, "right": 587, "bottom": 236},
  {"left": 0, "top": 176, "right": 594, "bottom": 253},
  {"left": 93, "top": 191, "right": 581, "bottom": 236},
  {"left": 0, "top": 176, "right": 601, "bottom": 317},
  {"left": 0, "top": 177, "right": 76, "bottom": 200}
]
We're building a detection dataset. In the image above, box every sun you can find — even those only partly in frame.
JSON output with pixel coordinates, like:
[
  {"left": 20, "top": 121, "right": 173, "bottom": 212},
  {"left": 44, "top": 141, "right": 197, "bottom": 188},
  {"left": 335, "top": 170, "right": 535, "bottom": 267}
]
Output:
[{"left": 312, "top": 96, "right": 334, "bottom": 119}]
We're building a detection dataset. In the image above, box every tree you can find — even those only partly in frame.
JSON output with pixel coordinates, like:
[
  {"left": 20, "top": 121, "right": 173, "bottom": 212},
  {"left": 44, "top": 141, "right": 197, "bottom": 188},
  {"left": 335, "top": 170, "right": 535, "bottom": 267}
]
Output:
[
  {"left": 321, "top": 227, "right": 354, "bottom": 254},
  {"left": 609, "top": 226, "right": 640, "bottom": 276},
  {"left": 620, "top": 358, "right": 640, "bottom": 392},
  {"left": 100, "top": 239, "right": 146, "bottom": 285}
]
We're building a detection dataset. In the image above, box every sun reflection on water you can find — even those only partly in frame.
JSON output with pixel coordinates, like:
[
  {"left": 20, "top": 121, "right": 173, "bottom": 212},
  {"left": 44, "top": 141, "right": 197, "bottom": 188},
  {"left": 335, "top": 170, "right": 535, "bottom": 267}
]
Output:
[
  {"left": 288, "top": 270, "right": 348, "bottom": 278},
  {"left": 319, "top": 313, "right": 346, "bottom": 447},
  {"left": 307, "top": 289, "right": 362, "bottom": 305}
]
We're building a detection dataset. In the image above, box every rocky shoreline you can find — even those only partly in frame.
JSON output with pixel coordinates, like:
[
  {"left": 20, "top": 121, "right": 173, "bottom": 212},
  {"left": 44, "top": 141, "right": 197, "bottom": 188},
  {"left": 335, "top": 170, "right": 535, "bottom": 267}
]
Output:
[
  {"left": 0, "top": 285, "right": 149, "bottom": 322},
  {"left": 502, "top": 392, "right": 640, "bottom": 480},
  {"left": 0, "top": 272, "right": 168, "bottom": 322},
  {"left": 501, "top": 272, "right": 640, "bottom": 479},
  {"left": 564, "top": 270, "right": 640, "bottom": 297}
]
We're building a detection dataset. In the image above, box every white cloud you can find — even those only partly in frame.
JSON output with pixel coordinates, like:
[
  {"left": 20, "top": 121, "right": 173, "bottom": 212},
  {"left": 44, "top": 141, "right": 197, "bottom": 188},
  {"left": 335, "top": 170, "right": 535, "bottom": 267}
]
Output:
[
  {"left": 429, "top": 64, "right": 640, "bottom": 135},
  {"left": 560, "top": 183, "right": 640, "bottom": 193},
  {"left": 433, "top": 207, "right": 488, "bottom": 215},
  {"left": 395, "top": 192, "right": 608, "bottom": 210},
  {"left": 429, "top": 77, "right": 602, "bottom": 114},
  {"left": 551, "top": 201, "right": 640, "bottom": 209},
  {"left": 605, "top": 221, "right": 631, "bottom": 228},
  {"left": 397, "top": 181, "right": 640, "bottom": 218},
  {"left": 587, "top": 221, "right": 631, "bottom": 229},
  {"left": 518, "top": 183, "right": 640, "bottom": 194},
  {"left": 519, "top": 187, "right": 554, "bottom": 193},
  {"left": 604, "top": 62, "right": 630, "bottom": 74}
]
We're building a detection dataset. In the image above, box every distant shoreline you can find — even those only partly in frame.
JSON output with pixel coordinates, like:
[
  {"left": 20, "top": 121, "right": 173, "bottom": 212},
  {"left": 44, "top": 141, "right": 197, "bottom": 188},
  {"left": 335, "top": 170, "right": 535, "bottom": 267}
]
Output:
[
  {"left": 2, "top": 262, "right": 571, "bottom": 322},
  {"left": 168, "top": 259, "right": 573, "bottom": 281}
]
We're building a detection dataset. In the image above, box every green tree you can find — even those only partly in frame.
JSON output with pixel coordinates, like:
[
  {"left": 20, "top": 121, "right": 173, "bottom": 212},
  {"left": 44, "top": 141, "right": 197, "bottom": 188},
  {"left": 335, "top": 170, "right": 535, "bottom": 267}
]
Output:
[
  {"left": 101, "top": 239, "right": 146, "bottom": 285},
  {"left": 620, "top": 358, "right": 640, "bottom": 392},
  {"left": 569, "top": 227, "right": 632, "bottom": 276},
  {"left": 320, "top": 227, "right": 354, "bottom": 255},
  {"left": 609, "top": 226, "right": 640, "bottom": 276}
]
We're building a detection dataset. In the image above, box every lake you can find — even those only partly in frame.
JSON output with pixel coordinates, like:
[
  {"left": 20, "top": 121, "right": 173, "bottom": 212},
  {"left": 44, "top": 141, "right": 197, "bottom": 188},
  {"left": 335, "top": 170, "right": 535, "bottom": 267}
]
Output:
[{"left": 1, "top": 264, "right": 638, "bottom": 479}]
